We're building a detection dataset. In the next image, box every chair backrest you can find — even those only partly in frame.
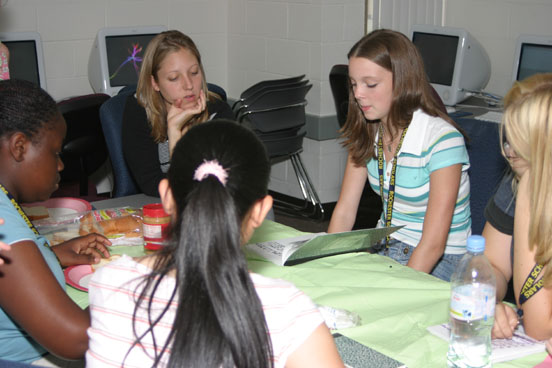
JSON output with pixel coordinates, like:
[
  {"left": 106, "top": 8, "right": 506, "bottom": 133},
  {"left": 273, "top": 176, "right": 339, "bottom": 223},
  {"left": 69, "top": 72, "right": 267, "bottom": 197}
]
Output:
[
  {"left": 99, "top": 88, "right": 139, "bottom": 197},
  {"left": 329, "top": 64, "right": 349, "bottom": 127},
  {"left": 207, "top": 82, "right": 227, "bottom": 101},
  {"left": 243, "top": 104, "right": 307, "bottom": 134},
  {"left": 240, "top": 74, "right": 305, "bottom": 100},
  {"left": 455, "top": 117, "right": 508, "bottom": 235},
  {"left": 57, "top": 93, "right": 110, "bottom": 184},
  {"left": 329, "top": 63, "right": 448, "bottom": 127},
  {"left": 237, "top": 83, "right": 312, "bottom": 118}
]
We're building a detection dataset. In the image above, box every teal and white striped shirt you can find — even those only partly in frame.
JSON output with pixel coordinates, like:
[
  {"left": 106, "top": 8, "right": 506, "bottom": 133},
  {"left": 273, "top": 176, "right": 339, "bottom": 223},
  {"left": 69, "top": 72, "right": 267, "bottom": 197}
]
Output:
[{"left": 367, "top": 109, "right": 471, "bottom": 254}]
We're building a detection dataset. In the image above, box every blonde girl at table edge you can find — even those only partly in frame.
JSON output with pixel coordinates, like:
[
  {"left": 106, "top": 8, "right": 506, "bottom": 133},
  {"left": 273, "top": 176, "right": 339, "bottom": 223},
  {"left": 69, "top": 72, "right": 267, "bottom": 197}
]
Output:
[
  {"left": 122, "top": 30, "right": 234, "bottom": 197},
  {"left": 488, "top": 86, "right": 552, "bottom": 342},
  {"left": 0, "top": 79, "right": 112, "bottom": 365},
  {"left": 86, "top": 120, "right": 344, "bottom": 368},
  {"left": 328, "top": 29, "right": 471, "bottom": 282},
  {"left": 480, "top": 74, "right": 552, "bottom": 341}
]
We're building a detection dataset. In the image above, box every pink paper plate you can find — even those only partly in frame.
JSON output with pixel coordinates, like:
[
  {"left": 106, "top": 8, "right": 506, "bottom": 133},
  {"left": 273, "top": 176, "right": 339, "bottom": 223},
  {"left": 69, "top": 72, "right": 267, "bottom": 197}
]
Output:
[
  {"left": 23, "top": 197, "right": 92, "bottom": 218},
  {"left": 64, "top": 265, "right": 93, "bottom": 292}
]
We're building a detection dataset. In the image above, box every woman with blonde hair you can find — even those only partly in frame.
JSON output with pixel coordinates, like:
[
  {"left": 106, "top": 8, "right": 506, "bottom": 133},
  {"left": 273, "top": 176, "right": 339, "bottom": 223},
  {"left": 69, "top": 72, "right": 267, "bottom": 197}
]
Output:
[
  {"left": 482, "top": 74, "right": 552, "bottom": 340},
  {"left": 122, "top": 30, "right": 233, "bottom": 196},
  {"left": 491, "top": 85, "right": 552, "bottom": 341}
]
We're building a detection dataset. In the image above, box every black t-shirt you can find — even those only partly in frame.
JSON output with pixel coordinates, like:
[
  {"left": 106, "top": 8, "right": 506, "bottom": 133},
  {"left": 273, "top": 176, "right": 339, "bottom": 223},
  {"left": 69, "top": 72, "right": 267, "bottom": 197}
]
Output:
[
  {"left": 483, "top": 172, "right": 516, "bottom": 303},
  {"left": 121, "top": 96, "right": 234, "bottom": 196}
]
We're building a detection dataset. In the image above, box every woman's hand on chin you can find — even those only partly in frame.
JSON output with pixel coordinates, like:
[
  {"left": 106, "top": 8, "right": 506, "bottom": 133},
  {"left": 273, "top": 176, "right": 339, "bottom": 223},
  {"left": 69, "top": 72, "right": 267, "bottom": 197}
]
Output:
[{"left": 167, "top": 89, "right": 207, "bottom": 134}]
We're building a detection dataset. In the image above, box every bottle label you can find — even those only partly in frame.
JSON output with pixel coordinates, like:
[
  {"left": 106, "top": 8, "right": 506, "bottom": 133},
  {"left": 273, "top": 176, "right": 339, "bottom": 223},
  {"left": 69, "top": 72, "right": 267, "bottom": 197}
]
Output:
[{"left": 450, "top": 284, "right": 496, "bottom": 321}]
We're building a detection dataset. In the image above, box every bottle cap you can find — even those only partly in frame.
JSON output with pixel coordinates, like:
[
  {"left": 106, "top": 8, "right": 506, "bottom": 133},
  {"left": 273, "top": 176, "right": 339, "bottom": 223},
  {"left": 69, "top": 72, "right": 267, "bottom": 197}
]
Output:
[{"left": 467, "top": 235, "right": 485, "bottom": 253}]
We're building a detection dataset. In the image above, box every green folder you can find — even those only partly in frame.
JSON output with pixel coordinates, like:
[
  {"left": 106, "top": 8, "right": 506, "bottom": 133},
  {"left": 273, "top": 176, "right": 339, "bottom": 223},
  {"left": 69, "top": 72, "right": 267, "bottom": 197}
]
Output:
[{"left": 246, "top": 226, "right": 402, "bottom": 266}]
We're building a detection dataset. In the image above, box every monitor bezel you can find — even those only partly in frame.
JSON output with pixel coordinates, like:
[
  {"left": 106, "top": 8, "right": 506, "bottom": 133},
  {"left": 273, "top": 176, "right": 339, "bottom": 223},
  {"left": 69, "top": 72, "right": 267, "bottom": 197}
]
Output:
[
  {"left": 89, "top": 25, "right": 167, "bottom": 96},
  {"left": 410, "top": 24, "right": 468, "bottom": 106},
  {"left": 0, "top": 31, "right": 47, "bottom": 91},
  {"left": 512, "top": 34, "right": 552, "bottom": 82}
]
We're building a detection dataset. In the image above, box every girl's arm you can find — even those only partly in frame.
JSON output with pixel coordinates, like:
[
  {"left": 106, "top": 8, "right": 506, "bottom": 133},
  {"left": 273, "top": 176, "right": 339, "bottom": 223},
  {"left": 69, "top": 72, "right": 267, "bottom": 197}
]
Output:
[
  {"left": 285, "top": 323, "right": 345, "bottom": 368},
  {"left": 328, "top": 154, "right": 368, "bottom": 233},
  {"left": 513, "top": 171, "right": 552, "bottom": 340},
  {"left": 407, "top": 164, "right": 461, "bottom": 273},
  {"left": 0, "top": 241, "right": 90, "bottom": 359},
  {"left": 484, "top": 222, "right": 520, "bottom": 339},
  {"left": 483, "top": 222, "right": 513, "bottom": 302}
]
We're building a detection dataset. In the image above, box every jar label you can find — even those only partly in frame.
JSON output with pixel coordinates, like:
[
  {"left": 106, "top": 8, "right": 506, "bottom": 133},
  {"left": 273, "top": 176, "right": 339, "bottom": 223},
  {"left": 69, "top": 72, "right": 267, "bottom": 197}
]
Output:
[
  {"left": 450, "top": 284, "right": 496, "bottom": 321},
  {"left": 143, "top": 222, "right": 169, "bottom": 242}
]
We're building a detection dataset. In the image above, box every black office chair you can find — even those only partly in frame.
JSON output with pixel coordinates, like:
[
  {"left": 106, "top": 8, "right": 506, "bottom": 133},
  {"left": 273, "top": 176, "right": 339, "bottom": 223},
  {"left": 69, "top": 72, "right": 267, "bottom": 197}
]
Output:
[
  {"left": 99, "top": 87, "right": 140, "bottom": 198},
  {"left": 57, "top": 93, "right": 110, "bottom": 196},
  {"left": 237, "top": 82, "right": 324, "bottom": 220}
]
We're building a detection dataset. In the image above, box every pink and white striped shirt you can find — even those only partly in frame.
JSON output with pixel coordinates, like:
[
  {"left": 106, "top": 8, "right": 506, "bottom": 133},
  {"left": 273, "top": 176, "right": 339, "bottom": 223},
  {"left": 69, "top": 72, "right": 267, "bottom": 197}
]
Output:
[{"left": 86, "top": 255, "right": 323, "bottom": 367}]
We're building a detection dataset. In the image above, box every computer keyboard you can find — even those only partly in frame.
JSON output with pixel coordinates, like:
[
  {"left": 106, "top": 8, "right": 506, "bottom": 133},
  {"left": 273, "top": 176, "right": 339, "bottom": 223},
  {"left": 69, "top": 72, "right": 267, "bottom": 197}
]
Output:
[{"left": 473, "top": 110, "right": 503, "bottom": 123}]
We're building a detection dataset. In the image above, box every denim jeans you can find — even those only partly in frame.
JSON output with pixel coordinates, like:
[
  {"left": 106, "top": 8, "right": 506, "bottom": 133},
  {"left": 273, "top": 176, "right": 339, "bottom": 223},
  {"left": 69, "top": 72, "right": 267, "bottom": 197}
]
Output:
[{"left": 376, "top": 239, "right": 463, "bottom": 282}]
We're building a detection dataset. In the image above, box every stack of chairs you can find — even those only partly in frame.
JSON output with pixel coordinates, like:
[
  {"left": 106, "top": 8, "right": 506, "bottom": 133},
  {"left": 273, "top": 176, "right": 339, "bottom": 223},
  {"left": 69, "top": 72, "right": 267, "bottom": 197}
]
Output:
[{"left": 235, "top": 75, "right": 324, "bottom": 221}]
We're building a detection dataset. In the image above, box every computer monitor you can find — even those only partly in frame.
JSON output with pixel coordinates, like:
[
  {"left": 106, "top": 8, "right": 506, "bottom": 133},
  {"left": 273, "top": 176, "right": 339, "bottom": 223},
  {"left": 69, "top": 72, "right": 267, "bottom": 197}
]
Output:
[
  {"left": 512, "top": 34, "right": 552, "bottom": 82},
  {"left": 88, "top": 25, "right": 167, "bottom": 96},
  {"left": 410, "top": 25, "right": 491, "bottom": 106},
  {"left": 0, "top": 31, "right": 47, "bottom": 90}
]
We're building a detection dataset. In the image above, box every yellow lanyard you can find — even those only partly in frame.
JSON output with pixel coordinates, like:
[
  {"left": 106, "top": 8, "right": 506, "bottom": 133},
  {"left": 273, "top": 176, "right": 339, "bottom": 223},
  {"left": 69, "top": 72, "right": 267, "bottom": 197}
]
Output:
[
  {"left": 377, "top": 125, "right": 408, "bottom": 247},
  {"left": 0, "top": 183, "right": 40, "bottom": 236}
]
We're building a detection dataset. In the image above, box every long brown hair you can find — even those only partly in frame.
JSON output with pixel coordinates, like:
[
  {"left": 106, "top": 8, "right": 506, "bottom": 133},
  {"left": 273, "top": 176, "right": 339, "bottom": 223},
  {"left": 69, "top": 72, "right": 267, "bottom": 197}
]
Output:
[
  {"left": 136, "top": 30, "right": 218, "bottom": 143},
  {"left": 341, "top": 29, "right": 457, "bottom": 165}
]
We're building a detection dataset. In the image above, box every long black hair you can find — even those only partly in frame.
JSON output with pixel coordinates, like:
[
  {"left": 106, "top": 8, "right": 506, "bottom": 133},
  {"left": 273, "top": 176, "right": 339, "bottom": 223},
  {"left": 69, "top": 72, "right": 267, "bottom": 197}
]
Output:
[{"left": 130, "top": 120, "right": 273, "bottom": 367}]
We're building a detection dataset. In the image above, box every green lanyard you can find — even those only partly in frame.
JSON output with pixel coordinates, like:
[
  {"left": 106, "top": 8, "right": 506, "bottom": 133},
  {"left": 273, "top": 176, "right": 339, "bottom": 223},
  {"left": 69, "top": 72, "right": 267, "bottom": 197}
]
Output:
[
  {"left": 0, "top": 183, "right": 40, "bottom": 236},
  {"left": 377, "top": 125, "right": 408, "bottom": 247}
]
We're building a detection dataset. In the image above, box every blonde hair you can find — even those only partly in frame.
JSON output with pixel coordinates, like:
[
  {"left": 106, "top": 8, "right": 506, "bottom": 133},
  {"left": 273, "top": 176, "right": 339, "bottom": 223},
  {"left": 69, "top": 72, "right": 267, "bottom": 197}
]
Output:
[
  {"left": 502, "top": 86, "right": 552, "bottom": 286},
  {"left": 500, "top": 74, "right": 552, "bottom": 193},
  {"left": 136, "top": 30, "right": 218, "bottom": 143}
]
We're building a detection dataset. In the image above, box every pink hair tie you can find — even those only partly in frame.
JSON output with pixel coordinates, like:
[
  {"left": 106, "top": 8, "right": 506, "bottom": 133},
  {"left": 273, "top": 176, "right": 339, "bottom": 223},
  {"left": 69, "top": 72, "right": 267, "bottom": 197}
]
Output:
[{"left": 193, "top": 159, "right": 228, "bottom": 186}]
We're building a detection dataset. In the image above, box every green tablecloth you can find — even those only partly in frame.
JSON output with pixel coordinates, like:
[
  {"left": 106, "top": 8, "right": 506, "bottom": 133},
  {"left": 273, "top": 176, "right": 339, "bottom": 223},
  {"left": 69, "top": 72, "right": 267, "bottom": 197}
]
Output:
[{"left": 67, "top": 220, "right": 547, "bottom": 368}]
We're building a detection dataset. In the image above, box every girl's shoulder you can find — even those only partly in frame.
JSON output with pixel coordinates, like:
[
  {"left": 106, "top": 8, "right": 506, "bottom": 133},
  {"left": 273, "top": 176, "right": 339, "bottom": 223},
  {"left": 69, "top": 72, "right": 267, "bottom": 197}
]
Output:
[{"left": 91, "top": 254, "right": 151, "bottom": 285}]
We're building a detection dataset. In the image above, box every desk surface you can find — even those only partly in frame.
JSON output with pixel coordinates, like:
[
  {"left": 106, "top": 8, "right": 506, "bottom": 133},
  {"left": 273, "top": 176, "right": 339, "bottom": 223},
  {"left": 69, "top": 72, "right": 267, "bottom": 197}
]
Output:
[{"left": 66, "top": 219, "right": 546, "bottom": 368}]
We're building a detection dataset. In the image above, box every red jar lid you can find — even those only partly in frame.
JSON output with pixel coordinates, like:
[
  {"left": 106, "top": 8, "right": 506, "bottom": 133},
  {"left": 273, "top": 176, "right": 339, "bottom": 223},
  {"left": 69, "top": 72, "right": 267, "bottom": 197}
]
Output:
[{"left": 143, "top": 203, "right": 168, "bottom": 217}]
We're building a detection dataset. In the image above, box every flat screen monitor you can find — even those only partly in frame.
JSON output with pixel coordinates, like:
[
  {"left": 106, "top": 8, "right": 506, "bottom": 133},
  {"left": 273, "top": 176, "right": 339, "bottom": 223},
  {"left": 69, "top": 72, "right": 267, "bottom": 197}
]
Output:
[
  {"left": 88, "top": 26, "right": 167, "bottom": 96},
  {"left": 0, "top": 31, "right": 47, "bottom": 90},
  {"left": 411, "top": 25, "right": 491, "bottom": 106},
  {"left": 512, "top": 34, "right": 552, "bottom": 82}
]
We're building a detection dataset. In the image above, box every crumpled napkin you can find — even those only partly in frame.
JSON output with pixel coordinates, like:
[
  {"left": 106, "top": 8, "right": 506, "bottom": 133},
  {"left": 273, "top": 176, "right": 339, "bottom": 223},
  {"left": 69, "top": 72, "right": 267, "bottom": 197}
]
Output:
[{"left": 317, "top": 304, "right": 361, "bottom": 330}]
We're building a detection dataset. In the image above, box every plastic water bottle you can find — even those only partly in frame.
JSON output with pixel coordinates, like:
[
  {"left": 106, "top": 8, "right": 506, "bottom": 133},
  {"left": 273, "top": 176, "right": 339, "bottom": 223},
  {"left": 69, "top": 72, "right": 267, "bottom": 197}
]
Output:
[{"left": 447, "top": 235, "right": 496, "bottom": 368}]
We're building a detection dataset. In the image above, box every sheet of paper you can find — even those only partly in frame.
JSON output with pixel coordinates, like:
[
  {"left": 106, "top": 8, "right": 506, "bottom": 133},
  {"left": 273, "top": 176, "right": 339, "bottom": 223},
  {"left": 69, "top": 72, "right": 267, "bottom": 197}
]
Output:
[{"left": 427, "top": 323, "right": 545, "bottom": 364}]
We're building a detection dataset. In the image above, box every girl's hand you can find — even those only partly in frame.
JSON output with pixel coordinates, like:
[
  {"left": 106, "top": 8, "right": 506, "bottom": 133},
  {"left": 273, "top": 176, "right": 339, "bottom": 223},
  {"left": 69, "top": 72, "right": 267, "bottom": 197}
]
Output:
[
  {"left": 167, "top": 89, "right": 206, "bottom": 135},
  {"left": 52, "top": 233, "right": 111, "bottom": 267},
  {"left": 546, "top": 337, "right": 552, "bottom": 355},
  {"left": 491, "top": 302, "right": 519, "bottom": 339}
]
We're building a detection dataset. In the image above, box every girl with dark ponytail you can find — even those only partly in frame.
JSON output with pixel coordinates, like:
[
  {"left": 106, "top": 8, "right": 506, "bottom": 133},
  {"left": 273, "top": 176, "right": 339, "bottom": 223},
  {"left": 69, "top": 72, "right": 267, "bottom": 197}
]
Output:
[{"left": 86, "top": 120, "right": 344, "bottom": 367}]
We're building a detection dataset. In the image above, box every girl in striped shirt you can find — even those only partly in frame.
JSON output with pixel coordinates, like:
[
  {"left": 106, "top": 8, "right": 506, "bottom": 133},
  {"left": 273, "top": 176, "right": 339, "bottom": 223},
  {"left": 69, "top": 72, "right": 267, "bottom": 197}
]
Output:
[{"left": 329, "top": 29, "right": 471, "bottom": 281}]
